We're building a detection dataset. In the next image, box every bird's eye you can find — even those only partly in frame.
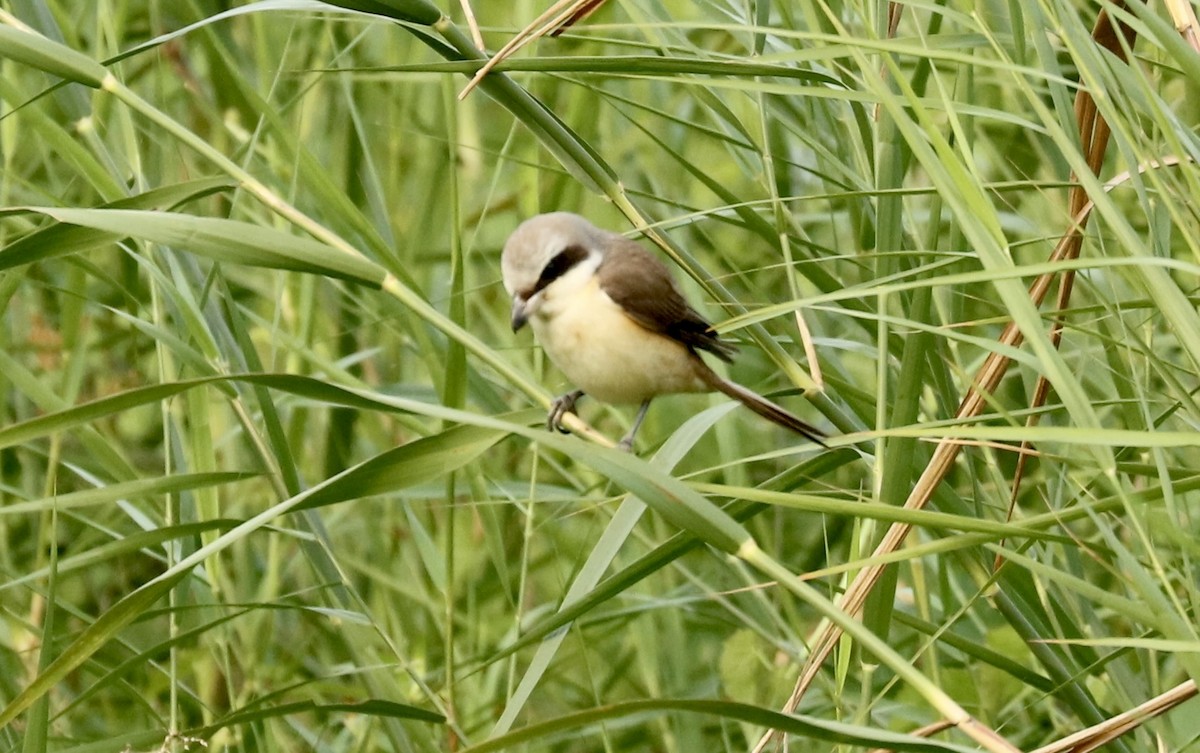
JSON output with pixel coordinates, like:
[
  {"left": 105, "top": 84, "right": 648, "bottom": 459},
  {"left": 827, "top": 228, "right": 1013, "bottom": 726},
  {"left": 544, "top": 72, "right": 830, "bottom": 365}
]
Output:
[{"left": 529, "top": 244, "right": 589, "bottom": 296}]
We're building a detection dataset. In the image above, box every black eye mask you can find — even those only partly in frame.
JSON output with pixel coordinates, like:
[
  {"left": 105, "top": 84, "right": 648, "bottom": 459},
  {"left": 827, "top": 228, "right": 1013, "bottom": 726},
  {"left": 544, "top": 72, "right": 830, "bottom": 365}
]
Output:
[{"left": 524, "top": 244, "right": 590, "bottom": 299}]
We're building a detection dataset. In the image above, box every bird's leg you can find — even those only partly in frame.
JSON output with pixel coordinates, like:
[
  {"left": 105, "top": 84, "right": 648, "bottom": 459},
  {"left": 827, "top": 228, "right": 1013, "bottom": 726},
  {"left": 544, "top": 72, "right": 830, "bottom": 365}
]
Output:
[
  {"left": 617, "top": 399, "right": 653, "bottom": 452},
  {"left": 547, "top": 390, "right": 585, "bottom": 434}
]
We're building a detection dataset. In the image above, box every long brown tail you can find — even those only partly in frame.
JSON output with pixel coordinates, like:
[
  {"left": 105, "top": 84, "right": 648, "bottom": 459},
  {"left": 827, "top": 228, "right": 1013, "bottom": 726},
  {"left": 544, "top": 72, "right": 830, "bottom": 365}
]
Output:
[{"left": 698, "top": 366, "right": 827, "bottom": 446}]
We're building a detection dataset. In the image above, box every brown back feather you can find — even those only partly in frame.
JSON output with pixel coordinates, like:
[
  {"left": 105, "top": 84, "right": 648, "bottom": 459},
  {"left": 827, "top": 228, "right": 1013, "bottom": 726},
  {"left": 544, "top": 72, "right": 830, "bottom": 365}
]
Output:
[{"left": 596, "top": 239, "right": 736, "bottom": 362}]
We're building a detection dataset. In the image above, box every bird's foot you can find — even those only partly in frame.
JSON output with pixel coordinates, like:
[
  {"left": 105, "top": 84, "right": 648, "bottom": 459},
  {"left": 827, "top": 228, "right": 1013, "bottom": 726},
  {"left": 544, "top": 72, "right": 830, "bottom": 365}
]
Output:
[{"left": 547, "top": 390, "right": 585, "bottom": 434}]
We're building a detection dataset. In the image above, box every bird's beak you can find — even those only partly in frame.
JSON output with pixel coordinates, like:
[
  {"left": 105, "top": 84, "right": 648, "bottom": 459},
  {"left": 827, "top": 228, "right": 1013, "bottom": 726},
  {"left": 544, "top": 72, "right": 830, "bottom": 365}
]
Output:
[{"left": 511, "top": 297, "right": 530, "bottom": 332}]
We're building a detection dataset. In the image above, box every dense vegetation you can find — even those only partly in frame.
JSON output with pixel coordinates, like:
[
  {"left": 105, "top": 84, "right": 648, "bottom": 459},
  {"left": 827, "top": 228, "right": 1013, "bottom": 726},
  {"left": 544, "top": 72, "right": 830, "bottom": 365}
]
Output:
[{"left": 1, "top": 0, "right": 1198, "bottom": 751}]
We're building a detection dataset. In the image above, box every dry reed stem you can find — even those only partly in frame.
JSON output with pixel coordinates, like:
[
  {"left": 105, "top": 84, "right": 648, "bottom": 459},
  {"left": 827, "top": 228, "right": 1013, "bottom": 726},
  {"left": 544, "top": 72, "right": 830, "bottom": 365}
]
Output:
[
  {"left": 1029, "top": 680, "right": 1198, "bottom": 753},
  {"left": 458, "top": 0, "right": 610, "bottom": 100}
]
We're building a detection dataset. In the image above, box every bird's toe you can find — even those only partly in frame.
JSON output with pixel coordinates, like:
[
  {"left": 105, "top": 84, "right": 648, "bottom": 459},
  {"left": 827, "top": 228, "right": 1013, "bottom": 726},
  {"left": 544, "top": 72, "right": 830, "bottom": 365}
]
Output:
[{"left": 546, "top": 390, "right": 583, "bottom": 434}]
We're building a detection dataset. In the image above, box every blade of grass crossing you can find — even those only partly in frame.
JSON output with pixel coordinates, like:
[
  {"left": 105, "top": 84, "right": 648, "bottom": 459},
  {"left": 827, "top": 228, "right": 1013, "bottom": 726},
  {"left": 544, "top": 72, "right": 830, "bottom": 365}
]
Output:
[{"left": 489, "top": 404, "right": 727, "bottom": 736}]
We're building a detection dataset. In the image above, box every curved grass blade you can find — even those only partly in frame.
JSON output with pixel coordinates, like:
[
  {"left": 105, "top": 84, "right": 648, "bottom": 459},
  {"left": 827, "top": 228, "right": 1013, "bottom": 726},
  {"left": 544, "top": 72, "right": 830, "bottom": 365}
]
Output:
[
  {"left": 2, "top": 520, "right": 244, "bottom": 593},
  {"left": 319, "top": 0, "right": 442, "bottom": 24},
  {"left": 462, "top": 698, "right": 977, "bottom": 753},
  {"left": 0, "top": 179, "right": 235, "bottom": 271},
  {"left": 0, "top": 24, "right": 106, "bottom": 87},
  {"left": 15, "top": 208, "right": 386, "bottom": 285},
  {"left": 0, "top": 471, "right": 253, "bottom": 516},
  {"left": 191, "top": 699, "right": 443, "bottom": 736}
]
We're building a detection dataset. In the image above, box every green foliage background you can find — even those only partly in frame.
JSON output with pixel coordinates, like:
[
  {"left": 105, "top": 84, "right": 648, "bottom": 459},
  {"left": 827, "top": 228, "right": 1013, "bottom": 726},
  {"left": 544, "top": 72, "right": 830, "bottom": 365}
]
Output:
[{"left": 1, "top": 0, "right": 1199, "bottom": 751}]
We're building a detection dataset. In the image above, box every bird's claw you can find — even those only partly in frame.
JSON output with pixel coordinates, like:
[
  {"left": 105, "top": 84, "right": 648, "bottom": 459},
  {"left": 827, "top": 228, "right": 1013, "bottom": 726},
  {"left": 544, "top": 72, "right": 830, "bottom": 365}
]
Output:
[{"left": 547, "top": 390, "right": 584, "bottom": 434}]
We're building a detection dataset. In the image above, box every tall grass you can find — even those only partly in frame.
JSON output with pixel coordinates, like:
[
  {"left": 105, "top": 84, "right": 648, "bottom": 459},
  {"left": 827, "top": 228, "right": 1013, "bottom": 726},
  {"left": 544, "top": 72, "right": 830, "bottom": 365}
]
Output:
[{"left": 1, "top": 0, "right": 1198, "bottom": 751}]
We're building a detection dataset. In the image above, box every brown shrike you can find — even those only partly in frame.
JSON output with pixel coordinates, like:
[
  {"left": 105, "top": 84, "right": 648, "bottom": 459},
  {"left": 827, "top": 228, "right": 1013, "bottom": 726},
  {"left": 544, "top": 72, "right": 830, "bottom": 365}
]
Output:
[{"left": 501, "top": 212, "right": 826, "bottom": 451}]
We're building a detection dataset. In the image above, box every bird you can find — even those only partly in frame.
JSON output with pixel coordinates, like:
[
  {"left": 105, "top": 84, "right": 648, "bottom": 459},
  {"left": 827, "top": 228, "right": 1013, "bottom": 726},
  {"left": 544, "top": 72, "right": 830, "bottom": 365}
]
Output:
[{"left": 501, "top": 212, "right": 826, "bottom": 451}]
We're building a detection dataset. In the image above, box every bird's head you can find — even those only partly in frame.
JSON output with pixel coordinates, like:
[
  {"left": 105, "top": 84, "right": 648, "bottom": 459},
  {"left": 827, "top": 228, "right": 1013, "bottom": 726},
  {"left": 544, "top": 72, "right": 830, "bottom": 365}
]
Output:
[{"left": 501, "top": 212, "right": 606, "bottom": 331}]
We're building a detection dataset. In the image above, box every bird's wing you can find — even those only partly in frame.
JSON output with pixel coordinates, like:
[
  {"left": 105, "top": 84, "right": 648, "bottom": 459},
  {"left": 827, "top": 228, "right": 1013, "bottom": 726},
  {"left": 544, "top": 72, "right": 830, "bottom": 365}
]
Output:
[{"left": 597, "top": 239, "right": 736, "bottom": 362}]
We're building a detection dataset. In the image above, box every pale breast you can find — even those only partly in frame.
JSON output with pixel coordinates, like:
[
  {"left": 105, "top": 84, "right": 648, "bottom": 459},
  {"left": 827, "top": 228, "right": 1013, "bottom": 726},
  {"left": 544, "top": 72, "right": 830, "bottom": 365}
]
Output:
[{"left": 530, "top": 277, "right": 709, "bottom": 404}]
